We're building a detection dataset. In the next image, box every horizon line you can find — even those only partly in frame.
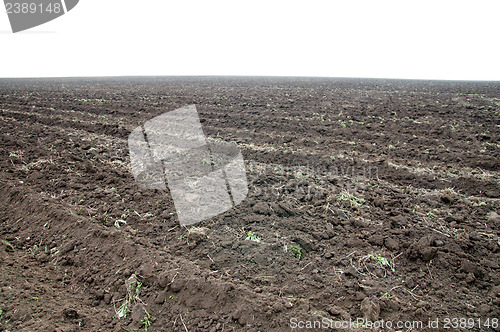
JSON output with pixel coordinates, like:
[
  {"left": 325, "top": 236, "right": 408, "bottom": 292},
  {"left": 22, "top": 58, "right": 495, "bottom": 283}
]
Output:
[{"left": 1, "top": 74, "right": 499, "bottom": 83}]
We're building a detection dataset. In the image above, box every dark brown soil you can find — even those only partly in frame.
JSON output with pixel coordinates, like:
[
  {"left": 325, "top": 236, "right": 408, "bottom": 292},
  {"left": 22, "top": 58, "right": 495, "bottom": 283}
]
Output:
[{"left": 0, "top": 77, "right": 499, "bottom": 331}]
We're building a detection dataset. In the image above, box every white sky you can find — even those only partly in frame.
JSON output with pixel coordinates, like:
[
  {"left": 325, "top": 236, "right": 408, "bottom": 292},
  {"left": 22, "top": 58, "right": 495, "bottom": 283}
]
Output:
[{"left": 0, "top": 0, "right": 499, "bottom": 80}]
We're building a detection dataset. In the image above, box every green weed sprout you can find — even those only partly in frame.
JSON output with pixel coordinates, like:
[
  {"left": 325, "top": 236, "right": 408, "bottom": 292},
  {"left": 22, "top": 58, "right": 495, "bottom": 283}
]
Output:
[
  {"left": 289, "top": 246, "right": 302, "bottom": 259},
  {"left": 245, "top": 231, "right": 261, "bottom": 243},
  {"left": 117, "top": 274, "right": 144, "bottom": 319},
  {"left": 371, "top": 255, "right": 395, "bottom": 272}
]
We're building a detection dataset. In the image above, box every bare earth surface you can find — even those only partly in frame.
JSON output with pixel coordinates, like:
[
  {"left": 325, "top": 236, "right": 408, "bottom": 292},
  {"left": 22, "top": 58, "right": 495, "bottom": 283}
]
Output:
[{"left": 0, "top": 77, "right": 499, "bottom": 331}]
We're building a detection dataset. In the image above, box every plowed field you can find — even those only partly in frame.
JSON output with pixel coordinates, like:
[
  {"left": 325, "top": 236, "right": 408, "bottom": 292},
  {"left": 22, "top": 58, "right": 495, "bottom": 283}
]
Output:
[{"left": 0, "top": 77, "right": 499, "bottom": 331}]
